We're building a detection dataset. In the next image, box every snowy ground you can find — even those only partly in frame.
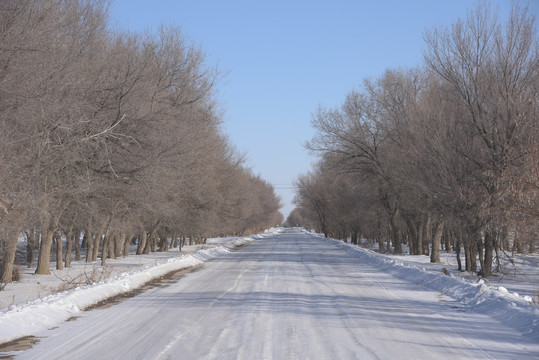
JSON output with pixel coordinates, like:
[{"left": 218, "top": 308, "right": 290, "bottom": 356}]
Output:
[
  {"left": 0, "top": 233, "right": 274, "bottom": 340},
  {"left": 366, "top": 240, "right": 539, "bottom": 304},
  {"left": 304, "top": 229, "right": 539, "bottom": 306},
  {"left": 1, "top": 235, "right": 248, "bottom": 311},
  {"left": 1, "top": 228, "right": 538, "bottom": 359}
]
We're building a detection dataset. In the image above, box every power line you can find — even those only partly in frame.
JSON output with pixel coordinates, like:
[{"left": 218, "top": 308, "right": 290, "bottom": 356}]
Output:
[{"left": 272, "top": 184, "right": 297, "bottom": 190}]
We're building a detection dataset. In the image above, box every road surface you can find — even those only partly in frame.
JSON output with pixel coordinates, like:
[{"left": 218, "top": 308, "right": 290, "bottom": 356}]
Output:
[{"left": 18, "top": 229, "right": 535, "bottom": 359}]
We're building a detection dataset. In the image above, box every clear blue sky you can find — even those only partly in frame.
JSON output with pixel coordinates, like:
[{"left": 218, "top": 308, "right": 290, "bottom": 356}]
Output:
[{"left": 109, "top": 0, "right": 537, "bottom": 219}]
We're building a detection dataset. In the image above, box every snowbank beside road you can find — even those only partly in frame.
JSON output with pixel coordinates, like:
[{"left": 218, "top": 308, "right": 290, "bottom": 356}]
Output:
[
  {"left": 0, "top": 234, "right": 262, "bottom": 344},
  {"left": 327, "top": 235, "right": 539, "bottom": 340},
  {"left": 1, "top": 227, "right": 536, "bottom": 346}
]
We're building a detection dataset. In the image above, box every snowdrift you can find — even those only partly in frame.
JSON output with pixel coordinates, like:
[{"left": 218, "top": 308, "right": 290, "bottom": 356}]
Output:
[
  {"left": 0, "top": 234, "right": 268, "bottom": 344},
  {"left": 0, "top": 228, "right": 537, "bottom": 346},
  {"left": 328, "top": 235, "right": 539, "bottom": 341}
]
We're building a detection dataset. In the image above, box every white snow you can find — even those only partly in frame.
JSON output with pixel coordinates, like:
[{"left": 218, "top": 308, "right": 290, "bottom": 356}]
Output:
[
  {"left": 1, "top": 228, "right": 538, "bottom": 359},
  {"left": 0, "top": 233, "right": 275, "bottom": 344},
  {"left": 327, "top": 235, "right": 539, "bottom": 340}
]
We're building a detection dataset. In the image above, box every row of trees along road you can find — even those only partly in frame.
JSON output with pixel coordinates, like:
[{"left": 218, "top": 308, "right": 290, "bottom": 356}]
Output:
[
  {"left": 290, "top": 2, "right": 538, "bottom": 277},
  {"left": 0, "top": 0, "right": 282, "bottom": 284}
]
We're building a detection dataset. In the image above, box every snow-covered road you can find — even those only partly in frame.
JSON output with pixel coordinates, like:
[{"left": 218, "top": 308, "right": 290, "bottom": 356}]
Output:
[{"left": 16, "top": 229, "right": 538, "bottom": 359}]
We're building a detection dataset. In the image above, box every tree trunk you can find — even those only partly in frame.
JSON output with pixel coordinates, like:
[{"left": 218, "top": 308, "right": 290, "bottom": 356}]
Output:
[
  {"left": 455, "top": 235, "right": 462, "bottom": 272},
  {"left": 470, "top": 240, "right": 478, "bottom": 273},
  {"left": 159, "top": 231, "right": 169, "bottom": 252},
  {"left": 81, "top": 230, "right": 88, "bottom": 259},
  {"left": 114, "top": 232, "right": 124, "bottom": 258},
  {"left": 92, "top": 233, "right": 100, "bottom": 262},
  {"left": 101, "top": 229, "right": 111, "bottom": 266},
  {"left": 123, "top": 233, "right": 132, "bottom": 257},
  {"left": 424, "top": 213, "right": 432, "bottom": 256},
  {"left": 26, "top": 229, "right": 37, "bottom": 268},
  {"left": 64, "top": 228, "right": 73, "bottom": 268},
  {"left": 143, "top": 236, "right": 152, "bottom": 254},
  {"left": 529, "top": 239, "right": 536, "bottom": 253},
  {"left": 108, "top": 232, "right": 116, "bottom": 260},
  {"left": 390, "top": 208, "right": 402, "bottom": 254},
  {"left": 430, "top": 220, "right": 444, "bottom": 263},
  {"left": 85, "top": 230, "right": 94, "bottom": 263},
  {"left": 500, "top": 227, "right": 509, "bottom": 251},
  {"left": 405, "top": 218, "right": 417, "bottom": 255},
  {"left": 350, "top": 230, "right": 358, "bottom": 245},
  {"left": 35, "top": 204, "right": 67, "bottom": 274},
  {"left": 74, "top": 229, "right": 81, "bottom": 261},
  {"left": 464, "top": 237, "right": 471, "bottom": 272},
  {"left": 444, "top": 228, "right": 451, "bottom": 253},
  {"left": 55, "top": 232, "right": 63, "bottom": 270},
  {"left": 0, "top": 231, "right": 19, "bottom": 283},
  {"left": 114, "top": 232, "right": 123, "bottom": 258},
  {"left": 35, "top": 229, "right": 54, "bottom": 275},
  {"left": 376, "top": 218, "right": 384, "bottom": 252},
  {"left": 482, "top": 230, "right": 494, "bottom": 277},
  {"left": 137, "top": 229, "right": 147, "bottom": 255},
  {"left": 144, "top": 221, "right": 162, "bottom": 254},
  {"left": 512, "top": 229, "right": 521, "bottom": 255},
  {"left": 179, "top": 237, "right": 184, "bottom": 252},
  {"left": 417, "top": 219, "right": 424, "bottom": 256},
  {"left": 97, "top": 225, "right": 109, "bottom": 261},
  {"left": 165, "top": 236, "right": 170, "bottom": 250},
  {"left": 477, "top": 236, "right": 485, "bottom": 275},
  {"left": 36, "top": 210, "right": 63, "bottom": 275}
]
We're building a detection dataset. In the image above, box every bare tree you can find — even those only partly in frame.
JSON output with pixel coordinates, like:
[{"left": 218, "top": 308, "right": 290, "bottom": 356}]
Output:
[
  {"left": 424, "top": 2, "right": 538, "bottom": 274},
  {"left": 300, "top": 2, "right": 537, "bottom": 272},
  {"left": 0, "top": 0, "right": 286, "bottom": 280}
]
